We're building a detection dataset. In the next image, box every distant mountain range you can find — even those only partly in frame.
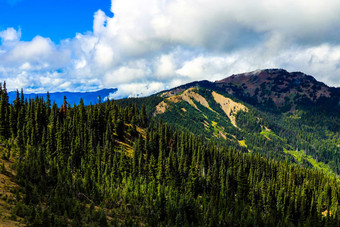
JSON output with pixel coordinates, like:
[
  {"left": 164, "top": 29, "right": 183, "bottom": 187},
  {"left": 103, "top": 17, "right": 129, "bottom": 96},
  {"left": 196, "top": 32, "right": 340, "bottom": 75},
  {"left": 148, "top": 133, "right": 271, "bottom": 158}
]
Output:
[{"left": 8, "top": 88, "right": 117, "bottom": 106}]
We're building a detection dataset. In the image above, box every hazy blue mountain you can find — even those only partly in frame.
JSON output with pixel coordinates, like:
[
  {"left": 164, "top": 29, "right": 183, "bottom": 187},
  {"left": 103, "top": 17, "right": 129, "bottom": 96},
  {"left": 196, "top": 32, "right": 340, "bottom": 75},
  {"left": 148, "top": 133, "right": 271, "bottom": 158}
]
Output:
[{"left": 8, "top": 88, "right": 117, "bottom": 106}]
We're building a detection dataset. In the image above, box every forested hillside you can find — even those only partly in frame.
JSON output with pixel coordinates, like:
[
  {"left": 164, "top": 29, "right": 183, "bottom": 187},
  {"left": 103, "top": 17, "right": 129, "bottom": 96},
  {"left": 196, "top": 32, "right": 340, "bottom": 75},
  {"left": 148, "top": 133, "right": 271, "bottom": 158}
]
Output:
[
  {"left": 0, "top": 81, "right": 340, "bottom": 226},
  {"left": 117, "top": 69, "right": 340, "bottom": 177}
]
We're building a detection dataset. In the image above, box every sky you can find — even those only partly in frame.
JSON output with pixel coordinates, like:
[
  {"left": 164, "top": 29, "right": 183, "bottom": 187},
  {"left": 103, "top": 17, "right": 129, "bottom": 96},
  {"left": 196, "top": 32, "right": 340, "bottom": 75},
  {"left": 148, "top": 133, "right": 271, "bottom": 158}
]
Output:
[{"left": 1, "top": 0, "right": 340, "bottom": 98}]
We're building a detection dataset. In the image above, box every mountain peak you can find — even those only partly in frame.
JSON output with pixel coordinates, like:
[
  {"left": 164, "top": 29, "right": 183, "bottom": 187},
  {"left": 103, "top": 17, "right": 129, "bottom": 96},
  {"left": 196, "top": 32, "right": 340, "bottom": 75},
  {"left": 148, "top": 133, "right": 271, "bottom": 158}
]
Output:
[
  {"left": 215, "top": 68, "right": 332, "bottom": 107},
  {"left": 217, "top": 68, "right": 308, "bottom": 83},
  {"left": 160, "top": 68, "right": 336, "bottom": 110}
]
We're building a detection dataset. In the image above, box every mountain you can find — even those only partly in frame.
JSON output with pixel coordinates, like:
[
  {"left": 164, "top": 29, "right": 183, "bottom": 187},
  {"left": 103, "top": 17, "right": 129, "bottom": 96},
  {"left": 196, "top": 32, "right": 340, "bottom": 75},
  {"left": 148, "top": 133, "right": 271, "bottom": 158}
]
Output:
[
  {"left": 215, "top": 68, "right": 340, "bottom": 110},
  {"left": 119, "top": 69, "right": 340, "bottom": 175},
  {"left": 7, "top": 88, "right": 118, "bottom": 106},
  {"left": 1, "top": 74, "right": 340, "bottom": 226},
  {"left": 156, "top": 68, "right": 340, "bottom": 110}
]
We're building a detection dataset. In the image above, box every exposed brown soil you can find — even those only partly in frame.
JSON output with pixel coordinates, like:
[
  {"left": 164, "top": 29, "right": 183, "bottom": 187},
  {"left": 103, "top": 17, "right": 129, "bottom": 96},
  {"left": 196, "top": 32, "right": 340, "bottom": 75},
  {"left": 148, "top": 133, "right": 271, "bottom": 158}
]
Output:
[
  {"left": 218, "top": 131, "right": 227, "bottom": 140},
  {"left": 203, "top": 120, "right": 209, "bottom": 128},
  {"left": 155, "top": 88, "right": 213, "bottom": 115},
  {"left": 183, "top": 88, "right": 211, "bottom": 110},
  {"left": 153, "top": 101, "right": 169, "bottom": 115},
  {"left": 212, "top": 91, "right": 248, "bottom": 127}
]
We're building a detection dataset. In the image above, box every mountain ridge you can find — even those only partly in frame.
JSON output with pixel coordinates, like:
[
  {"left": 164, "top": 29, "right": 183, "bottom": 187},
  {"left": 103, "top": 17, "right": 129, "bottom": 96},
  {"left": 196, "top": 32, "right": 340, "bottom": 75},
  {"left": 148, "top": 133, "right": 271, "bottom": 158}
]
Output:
[
  {"left": 7, "top": 88, "right": 118, "bottom": 106},
  {"left": 159, "top": 68, "right": 340, "bottom": 112},
  {"left": 215, "top": 68, "right": 336, "bottom": 107}
]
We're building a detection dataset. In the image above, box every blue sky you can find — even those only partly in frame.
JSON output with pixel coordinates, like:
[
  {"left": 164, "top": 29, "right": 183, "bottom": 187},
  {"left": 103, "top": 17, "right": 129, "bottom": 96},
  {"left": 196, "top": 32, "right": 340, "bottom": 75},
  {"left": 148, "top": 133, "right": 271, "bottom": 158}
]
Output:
[
  {"left": 0, "top": 0, "right": 112, "bottom": 42},
  {"left": 1, "top": 0, "right": 340, "bottom": 98}
]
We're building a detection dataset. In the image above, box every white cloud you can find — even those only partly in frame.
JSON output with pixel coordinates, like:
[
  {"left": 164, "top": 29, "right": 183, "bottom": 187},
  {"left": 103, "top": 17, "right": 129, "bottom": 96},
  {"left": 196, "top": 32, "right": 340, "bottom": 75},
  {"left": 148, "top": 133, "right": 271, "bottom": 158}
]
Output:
[
  {"left": 0, "top": 27, "right": 21, "bottom": 43},
  {"left": 103, "top": 59, "right": 151, "bottom": 85},
  {"left": 9, "top": 36, "right": 53, "bottom": 61},
  {"left": 2, "top": 0, "right": 340, "bottom": 96},
  {"left": 108, "top": 82, "right": 165, "bottom": 99},
  {"left": 94, "top": 43, "right": 114, "bottom": 69},
  {"left": 155, "top": 54, "right": 176, "bottom": 79}
]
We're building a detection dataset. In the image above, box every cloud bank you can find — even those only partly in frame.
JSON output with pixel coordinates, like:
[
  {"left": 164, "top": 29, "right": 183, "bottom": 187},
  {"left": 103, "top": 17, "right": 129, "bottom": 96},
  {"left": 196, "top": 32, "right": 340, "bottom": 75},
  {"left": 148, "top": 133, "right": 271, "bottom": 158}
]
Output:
[{"left": 2, "top": 0, "right": 340, "bottom": 98}]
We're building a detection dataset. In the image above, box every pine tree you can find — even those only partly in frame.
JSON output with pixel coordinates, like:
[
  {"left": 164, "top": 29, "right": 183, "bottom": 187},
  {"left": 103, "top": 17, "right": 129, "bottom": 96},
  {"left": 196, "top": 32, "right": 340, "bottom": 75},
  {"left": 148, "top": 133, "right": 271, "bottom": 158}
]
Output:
[
  {"left": 0, "top": 82, "right": 10, "bottom": 139},
  {"left": 236, "top": 165, "right": 249, "bottom": 204}
]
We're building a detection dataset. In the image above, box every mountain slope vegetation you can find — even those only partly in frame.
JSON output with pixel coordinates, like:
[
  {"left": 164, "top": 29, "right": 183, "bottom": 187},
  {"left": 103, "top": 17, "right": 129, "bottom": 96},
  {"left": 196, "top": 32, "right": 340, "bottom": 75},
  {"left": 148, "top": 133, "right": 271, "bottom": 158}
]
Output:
[
  {"left": 0, "top": 80, "right": 340, "bottom": 225},
  {"left": 119, "top": 69, "right": 340, "bottom": 176}
]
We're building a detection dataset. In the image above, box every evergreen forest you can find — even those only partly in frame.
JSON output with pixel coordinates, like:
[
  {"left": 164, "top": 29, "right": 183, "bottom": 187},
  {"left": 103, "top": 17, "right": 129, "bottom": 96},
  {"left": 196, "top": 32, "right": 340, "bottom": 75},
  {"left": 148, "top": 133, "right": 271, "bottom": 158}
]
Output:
[{"left": 0, "top": 82, "right": 339, "bottom": 226}]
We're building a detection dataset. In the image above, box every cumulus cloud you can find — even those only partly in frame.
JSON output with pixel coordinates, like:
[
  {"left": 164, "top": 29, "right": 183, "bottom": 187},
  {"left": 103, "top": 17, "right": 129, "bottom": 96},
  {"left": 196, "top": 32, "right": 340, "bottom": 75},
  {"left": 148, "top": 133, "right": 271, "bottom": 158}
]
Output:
[
  {"left": 155, "top": 54, "right": 176, "bottom": 79},
  {"left": 108, "top": 82, "right": 165, "bottom": 99},
  {"left": 2, "top": 0, "right": 340, "bottom": 97},
  {"left": 0, "top": 27, "right": 21, "bottom": 43}
]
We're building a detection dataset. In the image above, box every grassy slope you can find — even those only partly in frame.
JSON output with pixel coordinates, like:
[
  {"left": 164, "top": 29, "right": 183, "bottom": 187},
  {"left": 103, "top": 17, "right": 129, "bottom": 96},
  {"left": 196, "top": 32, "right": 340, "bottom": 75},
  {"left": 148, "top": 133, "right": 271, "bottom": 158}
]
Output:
[
  {"left": 283, "top": 149, "right": 334, "bottom": 176},
  {"left": 260, "top": 128, "right": 282, "bottom": 141},
  {"left": 0, "top": 146, "right": 24, "bottom": 226},
  {"left": 260, "top": 128, "right": 335, "bottom": 176}
]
